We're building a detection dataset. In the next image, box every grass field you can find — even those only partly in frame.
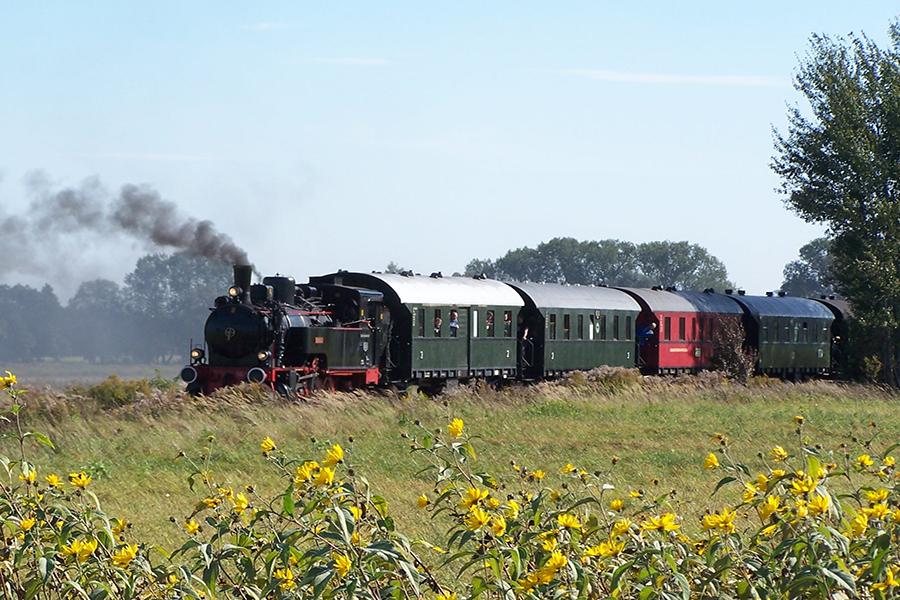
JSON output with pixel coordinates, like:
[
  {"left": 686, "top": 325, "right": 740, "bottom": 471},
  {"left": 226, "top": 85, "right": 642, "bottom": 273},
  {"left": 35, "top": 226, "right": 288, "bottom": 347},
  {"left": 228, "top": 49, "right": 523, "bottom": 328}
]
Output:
[
  {"left": 1, "top": 371, "right": 898, "bottom": 548},
  {"left": 3, "top": 361, "right": 180, "bottom": 386}
]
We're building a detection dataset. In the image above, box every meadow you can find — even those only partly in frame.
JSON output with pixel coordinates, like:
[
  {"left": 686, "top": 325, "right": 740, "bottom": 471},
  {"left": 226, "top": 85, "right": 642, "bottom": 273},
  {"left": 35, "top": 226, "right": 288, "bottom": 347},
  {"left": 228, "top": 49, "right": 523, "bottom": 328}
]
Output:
[{"left": 4, "top": 369, "right": 897, "bottom": 548}]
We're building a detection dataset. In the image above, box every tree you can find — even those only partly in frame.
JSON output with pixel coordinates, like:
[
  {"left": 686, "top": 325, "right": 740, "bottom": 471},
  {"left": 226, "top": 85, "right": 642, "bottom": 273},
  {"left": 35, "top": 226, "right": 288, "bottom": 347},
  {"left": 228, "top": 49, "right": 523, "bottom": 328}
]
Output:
[
  {"left": 772, "top": 23, "right": 900, "bottom": 385},
  {"left": 66, "top": 279, "right": 134, "bottom": 362},
  {"left": 0, "top": 284, "right": 66, "bottom": 361},
  {"left": 781, "top": 237, "right": 834, "bottom": 297},
  {"left": 465, "top": 237, "right": 731, "bottom": 289},
  {"left": 384, "top": 262, "right": 407, "bottom": 274},
  {"left": 636, "top": 241, "right": 732, "bottom": 290}
]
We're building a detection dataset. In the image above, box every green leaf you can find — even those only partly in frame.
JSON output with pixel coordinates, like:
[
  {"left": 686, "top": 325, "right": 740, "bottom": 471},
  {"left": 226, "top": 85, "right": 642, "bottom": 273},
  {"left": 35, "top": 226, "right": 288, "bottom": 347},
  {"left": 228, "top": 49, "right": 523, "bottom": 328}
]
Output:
[
  {"left": 32, "top": 432, "right": 55, "bottom": 450},
  {"left": 282, "top": 485, "right": 295, "bottom": 517},
  {"left": 712, "top": 476, "right": 736, "bottom": 496}
]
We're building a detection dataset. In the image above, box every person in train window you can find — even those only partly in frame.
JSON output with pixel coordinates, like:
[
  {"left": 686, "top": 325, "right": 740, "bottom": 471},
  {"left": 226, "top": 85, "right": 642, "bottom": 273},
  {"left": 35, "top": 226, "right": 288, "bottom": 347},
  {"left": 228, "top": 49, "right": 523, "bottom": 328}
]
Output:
[
  {"left": 449, "top": 310, "right": 459, "bottom": 337},
  {"left": 433, "top": 315, "right": 443, "bottom": 336},
  {"left": 503, "top": 311, "right": 512, "bottom": 337},
  {"left": 636, "top": 321, "right": 657, "bottom": 347}
]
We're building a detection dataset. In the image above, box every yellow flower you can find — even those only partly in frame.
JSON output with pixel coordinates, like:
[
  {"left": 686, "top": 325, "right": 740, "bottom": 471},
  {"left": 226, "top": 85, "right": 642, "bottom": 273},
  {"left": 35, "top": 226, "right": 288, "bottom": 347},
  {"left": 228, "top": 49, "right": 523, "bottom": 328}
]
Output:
[
  {"left": 759, "top": 495, "right": 781, "bottom": 521},
  {"left": 68, "top": 471, "right": 92, "bottom": 489},
  {"left": 491, "top": 515, "right": 507, "bottom": 536},
  {"left": 111, "top": 544, "right": 138, "bottom": 568},
  {"left": 790, "top": 476, "right": 816, "bottom": 496},
  {"left": 808, "top": 494, "right": 830, "bottom": 516},
  {"left": 863, "top": 503, "right": 890, "bottom": 520},
  {"left": 756, "top": 473, "right": 770, "bottom": 492},
  {"left": 19, "top": 469, "right": 36, "bottom": 485},
  {"left": 486, "top": 496, "right": 500, "bottom": 509},
  {"left": 871, "top": 565, "right": 899, "bottom": 592},
  {"left": 332, "top": 552, "right": 352, "bottom": 578},
  {"left": 20, "top": 517, "right": 36, "bottom": 531},
  {"left": 460, "top": 487, "right": 489, "bottom": 509},
  {"left": 629, "top": 490, "right": 643, "bottom": 499},
  {"left": 587, "top": 538, "right": 625, "bottom": 559},
  {"left": 417, "top": 494, "right": 429, "bottom": 509},
  {"left": 348, "top": 505, "right": 362, "bottom": 520},
  {"left": 112, "top": 518, "right": 128, "bottom": 537},
  {"left": 436, "top": 593, "right": 458, "bottom": 600},
  {"left": 538, "top": 531, "right": 558, "bottom": 551},
  {"left": 865, "top": 488, "right": 889, "bottom": 504},
  {"left": 62, "top": 538, "right": 98, "bottom": 562},
  {"left": 448, "top": 418, "right": 464, "bottom": 438},
  {"left": 884, "top": 456, "right": 896, "bottom": 467},
  {"left": 701, "top": 508, "right": 736, "bottom": 534},
  {"left": 530, "top": 470, "right": 545, "bottom": 481},
  {"left": 464, "top": 507, "right": 490, "bottom": 531},
  {"left": 544, "top": 551, "right": 568, "bottom": 572},
  {"left": 201, "top": 497, "right": 221, "bottom": 509},
  {"left": 848, "top": 513, "right": 868, "bottom": 538},
  {"left": 793, "top": 415, "right": 804, "bottom": 425},
  {"left": 760, "top": 523, "right": 779, "bottom": 537},
  {"left": 856, "top": 454, "right": 874, "bottom": 469},
  {"left": 609, "top": 498, "right": 625, "bottom": 512},
  {"left": 794, "top": 499, "right": 808, "bottom": 520},
  {"left": 771, "top": 469, "right": 786, "bottom": 478},
  {"left": 0, "top": 371, "right": 17, "bottom": 388},
  {"left": 504, "top": 500, "right": 520, "bottom": 519},
  {"left": 612, "top": 518, "right": 632, "bottom": 537},
  {"left": 274, "top": 568, "right": 295, "bottom": 590},
  {"left": 323, "top": 444, "right": 344, "bottom": 467},
  {"left": 770, "top": 446, "right": 789, "bottom": 462},
  {"left": 641, "top": 512, "right": 680, "bottom": 532},
  {"left": 315, "top": 466, "right": 335, "bottom": 487},
  {"left": 560, "top": 463, "right": 576, "bottom": 474},
  {"left": 294, "top": 460, "right": 319, "bottom": 484},
  {"left": 742, "top": 482, "right": 759, "bottom": 502},
  {"left": 184, "top": 519, "right": 200, "bottom": 535},
  {"left": 45, "top": 473, "right": 62, "bottom": 488},
  {"left": 557, "top": 513, "right": 581, "bottom": 529},
  {"left": 232, "top": 492, "right": 249, "bottom": 513},
  {"left": 704, "top": 453, "right": 719, "bottom": 469},
  {"left": 260, "top": 436, "right": 276, "bottom": 454}
]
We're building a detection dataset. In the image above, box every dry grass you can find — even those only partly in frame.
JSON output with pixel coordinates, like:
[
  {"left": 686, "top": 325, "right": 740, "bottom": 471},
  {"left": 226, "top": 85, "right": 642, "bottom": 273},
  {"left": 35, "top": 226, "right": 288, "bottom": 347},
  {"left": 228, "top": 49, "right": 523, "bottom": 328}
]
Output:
[{"left": 1, "top": 370, "right": 897, "bottom": 546}]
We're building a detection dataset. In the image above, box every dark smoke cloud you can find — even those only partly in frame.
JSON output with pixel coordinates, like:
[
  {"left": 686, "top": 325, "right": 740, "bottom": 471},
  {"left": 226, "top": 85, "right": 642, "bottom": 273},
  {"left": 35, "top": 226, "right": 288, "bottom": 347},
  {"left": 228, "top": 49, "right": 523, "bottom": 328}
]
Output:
[{"left": 0, "top": 171, "right": 251, "bottom": 285}]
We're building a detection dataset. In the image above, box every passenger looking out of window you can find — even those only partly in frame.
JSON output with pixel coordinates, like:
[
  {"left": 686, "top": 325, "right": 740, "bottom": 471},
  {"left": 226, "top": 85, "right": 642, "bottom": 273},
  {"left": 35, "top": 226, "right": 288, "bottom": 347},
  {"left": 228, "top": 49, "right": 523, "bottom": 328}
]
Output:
[
  {"left": 449, "top": 310, "right": 459, "bottom": 337},
  {"left": 636, "top": 322, "right": 657, "bottom": 347},
  {"left": 503, "top": 311, "right": 512, "bottom": 337},
  {"left": 486, "top": 310, "right": 495, "bottom": 337},
  {"left": 433, "top": 310, "right": 442, "bottom": 337}
]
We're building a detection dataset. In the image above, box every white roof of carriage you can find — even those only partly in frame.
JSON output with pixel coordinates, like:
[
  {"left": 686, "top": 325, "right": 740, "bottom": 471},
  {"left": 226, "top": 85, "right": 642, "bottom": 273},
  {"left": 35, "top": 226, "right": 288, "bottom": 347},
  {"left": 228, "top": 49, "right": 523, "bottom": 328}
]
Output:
[{"left": 323, "top": 272, "right": 524, "bottom": 306}]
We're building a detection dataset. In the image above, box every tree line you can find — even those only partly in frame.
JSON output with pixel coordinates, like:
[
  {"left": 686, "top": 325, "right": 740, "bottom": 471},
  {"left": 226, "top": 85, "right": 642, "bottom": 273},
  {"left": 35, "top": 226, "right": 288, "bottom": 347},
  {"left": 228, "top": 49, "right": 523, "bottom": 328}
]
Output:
[{"left": 0, "top": 253, "right": 231, "bottom": 363}]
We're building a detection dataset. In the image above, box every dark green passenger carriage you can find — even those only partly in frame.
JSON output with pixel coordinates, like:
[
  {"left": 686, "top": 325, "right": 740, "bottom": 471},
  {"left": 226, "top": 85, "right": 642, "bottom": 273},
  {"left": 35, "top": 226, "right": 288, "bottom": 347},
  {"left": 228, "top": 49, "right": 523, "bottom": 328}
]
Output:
[
  {"left": 723, "top": 292, "right": 833, "bottom": 376},
  {"left": 508, "top": 283, "right": 641, "bottom": 378},
  {"left": 312, "top": 272, "right": 523, "bottom": 384}
]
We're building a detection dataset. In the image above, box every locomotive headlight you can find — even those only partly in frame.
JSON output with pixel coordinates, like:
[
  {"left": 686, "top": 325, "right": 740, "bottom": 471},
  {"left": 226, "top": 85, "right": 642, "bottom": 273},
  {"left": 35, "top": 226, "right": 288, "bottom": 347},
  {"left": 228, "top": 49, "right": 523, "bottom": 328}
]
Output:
[
  {"left": 228, "top": 286, "right": 241, "bottom": 298},
  {"left": 257, "top": 350, "right": 271, "bottom": 362},
  {"left": 190, "top": 348, "right": 205, "bottom": 361}
]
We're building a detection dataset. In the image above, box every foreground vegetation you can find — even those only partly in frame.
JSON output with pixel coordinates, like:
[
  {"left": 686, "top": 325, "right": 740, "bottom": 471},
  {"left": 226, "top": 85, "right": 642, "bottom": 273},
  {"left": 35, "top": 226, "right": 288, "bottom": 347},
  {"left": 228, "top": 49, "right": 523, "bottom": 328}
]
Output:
[{"left": 0, "top": 370, "right": 898, "bottom": 597}]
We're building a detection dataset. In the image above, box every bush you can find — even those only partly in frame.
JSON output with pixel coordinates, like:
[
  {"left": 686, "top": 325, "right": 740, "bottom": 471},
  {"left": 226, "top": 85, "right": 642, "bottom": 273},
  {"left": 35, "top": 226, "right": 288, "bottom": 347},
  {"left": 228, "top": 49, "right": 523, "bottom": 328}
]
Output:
[{"left": 0, "top": 372, "right": 898, "bottom": 598}]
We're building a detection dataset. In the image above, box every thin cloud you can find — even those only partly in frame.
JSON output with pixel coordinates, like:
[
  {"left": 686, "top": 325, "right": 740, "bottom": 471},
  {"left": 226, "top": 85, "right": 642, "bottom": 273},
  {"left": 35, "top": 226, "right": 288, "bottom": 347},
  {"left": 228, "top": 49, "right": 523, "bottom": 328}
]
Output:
[
  {"left": 76, "top": 153, "right": 216, "bottom": 162},
  {"left": 565, "top": 68, "right": 787, "bottom": 87},
  {"left": 243, "top": 21, "right": 290, "bottom": 31},
  {"left": 304, "top": 57, "right": 392, "bottom": 67}
]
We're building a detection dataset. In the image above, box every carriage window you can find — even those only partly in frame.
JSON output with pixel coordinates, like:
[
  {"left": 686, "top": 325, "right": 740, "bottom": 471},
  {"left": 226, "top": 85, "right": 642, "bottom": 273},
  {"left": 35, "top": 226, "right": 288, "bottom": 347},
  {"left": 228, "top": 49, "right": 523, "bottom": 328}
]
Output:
[
  {"left": 664, "top": 317, "right": 672, "bottom": 341},
  {"left": 691, "top": 318, "right": 697, "bottom": 341},
  {"left": 472, "top": 310, "right": 478, "bottom": 338},
  {"left": 783, "top": 321, "right": 790, "bottom": 342},
  {"left": 678, "top": 317, "right": 686, "bottom": 340},
  {"left": 708, "top": 319, "right": 715, "bottom": 341},
  {"left": 486, "top": 310, "right": 495, "bottom": 337},
  {"left": 417, "top": 308, "right": 425, "bottom": 337},
  {"left": 433, "top": 309, "right": 442, "bottom": 337},
  {"left": 503, "top": 311, "right": 512, "bottom": 337},
  {"left": 613, "top": 315, "right": 620, "bottom": 340},
  {"left": 625, "top": 316, "right": 632, "bottom": 340},
  {"left": 588, "top": 315, "right": 595, "bottom": 340},
  {"left": 577, "top": 314, "right": 584, "bottom": 340},
  {"left": 801, "top": 321, "right": 808, "bottom": 343},
  {"left": 563, "top": 314, "right": 571, "bottom": 340},
  {"left": 549, "top": 314, "right": 557, "bottom": 340},
  {"left": 793, "top": 323, "right": 800, "bottom": 343},
  {"left": 762, "top": 325, "right": 769, "bottom": 343},
  {"left": 600, "top": 315, "right": 607, "bottom": 340},
  {"left": 698, "top": 318, "right": 705, "bottom": 341}
]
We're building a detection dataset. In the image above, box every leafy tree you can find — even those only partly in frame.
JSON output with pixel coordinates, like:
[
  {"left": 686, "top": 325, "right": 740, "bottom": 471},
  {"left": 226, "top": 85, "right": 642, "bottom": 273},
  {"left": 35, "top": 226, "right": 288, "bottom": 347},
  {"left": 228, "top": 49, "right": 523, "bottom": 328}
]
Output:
[
  {"left": 465, "top": 237, "right": 731, "bottom": 289},
  {"left": 384, "top": 261, "right": 407, "bottom": 274},
  {"left": 772, "top": 23, "right": 900, "bottom": 385},
  {"left": 781, "top": 237, "right": 834, "bottom": 297},
  {"left": 66, "top": 279, "right": 134, "bottom": 362},
  {"left": 0, "top": 284, "right": 66, "bottom": 361}
]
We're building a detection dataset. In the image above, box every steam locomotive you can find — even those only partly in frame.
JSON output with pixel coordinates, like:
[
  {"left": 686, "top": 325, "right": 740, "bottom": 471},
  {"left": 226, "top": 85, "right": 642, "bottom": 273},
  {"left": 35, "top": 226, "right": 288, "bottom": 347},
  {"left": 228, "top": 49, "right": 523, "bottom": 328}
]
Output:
[{"left": 181, "top": 265, "right": 850, "bottom": 396}]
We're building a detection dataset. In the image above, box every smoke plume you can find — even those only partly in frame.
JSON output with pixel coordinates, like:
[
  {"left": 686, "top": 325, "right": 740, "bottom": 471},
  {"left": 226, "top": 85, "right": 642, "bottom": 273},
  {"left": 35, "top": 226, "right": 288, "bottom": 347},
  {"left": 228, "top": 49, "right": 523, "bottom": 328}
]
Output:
[{"left": 0, "top": 172, "right": 250, "bottom": 289}]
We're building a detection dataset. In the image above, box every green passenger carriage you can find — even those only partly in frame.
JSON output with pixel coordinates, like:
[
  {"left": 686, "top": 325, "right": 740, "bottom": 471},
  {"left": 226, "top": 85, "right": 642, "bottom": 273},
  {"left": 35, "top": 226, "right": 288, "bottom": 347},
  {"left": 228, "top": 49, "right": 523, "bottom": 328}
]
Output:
[{"left": 508, "top": 283, "right": 640, "bottom": 378}]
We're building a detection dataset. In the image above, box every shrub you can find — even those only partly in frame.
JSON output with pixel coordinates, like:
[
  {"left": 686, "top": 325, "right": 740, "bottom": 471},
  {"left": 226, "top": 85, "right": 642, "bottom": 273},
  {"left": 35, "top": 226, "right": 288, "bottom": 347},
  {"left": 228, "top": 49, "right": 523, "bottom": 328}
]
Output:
[{"left": 0, "top": 371, "right": 898, "bottom": 598}]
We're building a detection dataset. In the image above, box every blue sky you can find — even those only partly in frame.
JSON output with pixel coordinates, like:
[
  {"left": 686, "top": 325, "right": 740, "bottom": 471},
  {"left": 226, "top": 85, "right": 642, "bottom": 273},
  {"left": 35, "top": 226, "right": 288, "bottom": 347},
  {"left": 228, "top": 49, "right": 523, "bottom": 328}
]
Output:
[{"left": 1, "top": 2, "right": 897, "bottom": 297}]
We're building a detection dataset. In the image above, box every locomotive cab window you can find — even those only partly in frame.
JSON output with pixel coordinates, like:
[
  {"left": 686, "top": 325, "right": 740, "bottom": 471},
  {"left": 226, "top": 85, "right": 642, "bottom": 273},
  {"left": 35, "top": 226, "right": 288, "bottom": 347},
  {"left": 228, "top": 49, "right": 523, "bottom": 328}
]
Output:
[
  {"left": 549, "top": 313, "right": 557, "bottom": 340},
  {"left": 503, "top": 311, "right": 512, "bottom": 337}
]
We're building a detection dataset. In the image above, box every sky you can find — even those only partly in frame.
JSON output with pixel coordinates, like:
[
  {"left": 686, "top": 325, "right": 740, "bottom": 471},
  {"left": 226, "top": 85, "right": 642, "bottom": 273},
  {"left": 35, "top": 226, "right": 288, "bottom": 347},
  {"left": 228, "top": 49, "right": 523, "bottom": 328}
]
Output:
[{"left": 1, "top": 2, "right": 897, "bottom": 298}]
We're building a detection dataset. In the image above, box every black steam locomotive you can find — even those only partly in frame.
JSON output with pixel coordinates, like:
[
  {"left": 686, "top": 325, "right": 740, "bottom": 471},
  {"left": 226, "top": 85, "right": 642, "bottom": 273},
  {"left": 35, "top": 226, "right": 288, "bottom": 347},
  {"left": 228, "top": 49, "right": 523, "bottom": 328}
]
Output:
[{"left": 181, "top": 265, "right": 389, "bottom": 397}]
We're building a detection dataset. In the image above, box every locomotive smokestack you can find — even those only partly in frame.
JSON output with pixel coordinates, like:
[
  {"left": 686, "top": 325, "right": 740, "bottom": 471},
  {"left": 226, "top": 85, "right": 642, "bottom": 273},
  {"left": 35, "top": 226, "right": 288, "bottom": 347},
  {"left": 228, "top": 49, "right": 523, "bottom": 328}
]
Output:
[{"left": 233, "top": 264, "right": 253, "bottom": 303}]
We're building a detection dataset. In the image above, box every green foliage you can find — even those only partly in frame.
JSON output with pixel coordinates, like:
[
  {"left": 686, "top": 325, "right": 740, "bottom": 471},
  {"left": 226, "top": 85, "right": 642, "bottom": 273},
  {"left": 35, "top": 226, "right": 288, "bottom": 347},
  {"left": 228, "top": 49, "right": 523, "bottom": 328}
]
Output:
[
  {"left": 710, "top": 318, "right": 757, "bottom": 382},
  {"left": 781, "top": 237, "right": 835, "bottom": 297},
  {"left": 772, "top": 22, "right": 900, "bottom": 385},
  {"left": 465, "top": 237, "right": 733, "bottom": 290}
]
